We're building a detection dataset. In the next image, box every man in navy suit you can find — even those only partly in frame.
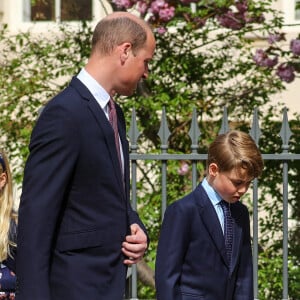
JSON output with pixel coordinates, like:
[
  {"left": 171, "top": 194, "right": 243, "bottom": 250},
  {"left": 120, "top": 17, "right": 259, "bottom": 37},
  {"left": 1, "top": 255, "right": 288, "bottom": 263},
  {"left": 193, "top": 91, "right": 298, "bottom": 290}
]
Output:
[
  {"left": 155, "top": 130, "right": 264, "bottom": 300},
  {"left": 16, "top": 12, "right": 156, "bottom": 300}
]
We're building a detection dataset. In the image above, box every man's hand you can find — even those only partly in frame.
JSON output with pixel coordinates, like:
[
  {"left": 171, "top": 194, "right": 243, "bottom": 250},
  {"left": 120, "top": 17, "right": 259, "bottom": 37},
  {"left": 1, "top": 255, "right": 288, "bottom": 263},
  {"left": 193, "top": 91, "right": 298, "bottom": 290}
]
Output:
[{"left": 122, "top": 223, "right": 148, "bottom": 265}]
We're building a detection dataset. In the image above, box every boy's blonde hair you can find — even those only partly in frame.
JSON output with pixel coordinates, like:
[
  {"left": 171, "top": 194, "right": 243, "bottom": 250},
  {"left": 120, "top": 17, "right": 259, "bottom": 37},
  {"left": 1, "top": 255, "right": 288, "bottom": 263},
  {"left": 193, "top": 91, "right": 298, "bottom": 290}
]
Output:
[
  {"left": 207, "top": 130, "right": 264, "bottom": 178},
  {"left": 0, "top": 149, "right": 17, "bottom": 261}
]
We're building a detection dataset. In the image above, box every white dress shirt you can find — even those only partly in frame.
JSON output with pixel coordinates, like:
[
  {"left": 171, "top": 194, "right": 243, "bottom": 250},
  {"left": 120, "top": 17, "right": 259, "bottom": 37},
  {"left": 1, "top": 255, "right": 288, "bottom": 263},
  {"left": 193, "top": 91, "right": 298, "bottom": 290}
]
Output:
[{"left": 77, "top": 68, "right": 124, "bottom": 173}]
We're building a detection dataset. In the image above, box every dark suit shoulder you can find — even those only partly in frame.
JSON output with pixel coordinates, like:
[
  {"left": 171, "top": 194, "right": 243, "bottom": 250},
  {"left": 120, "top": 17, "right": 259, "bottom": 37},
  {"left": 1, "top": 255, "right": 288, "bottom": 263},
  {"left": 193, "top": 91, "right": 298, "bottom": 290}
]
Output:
[
  {"left": 49, "top": 78, "right": 88, "bottom": 106},
  {"left": 166, "top": 182, "right": 208, "bottom": 214},
  {"left": 38, "top": 77, "right": 98, "bottom": 126}
]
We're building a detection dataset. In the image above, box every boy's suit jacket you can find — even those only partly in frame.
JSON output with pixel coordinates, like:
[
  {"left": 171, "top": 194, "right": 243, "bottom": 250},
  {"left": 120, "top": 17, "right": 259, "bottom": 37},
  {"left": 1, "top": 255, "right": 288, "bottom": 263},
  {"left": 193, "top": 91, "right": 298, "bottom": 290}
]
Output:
[
  {"left": 16, "top": 77, "right": 147, "bottom": 300},
  {"left": 155, "top": 183, "right": 253, "bottom": 300}
]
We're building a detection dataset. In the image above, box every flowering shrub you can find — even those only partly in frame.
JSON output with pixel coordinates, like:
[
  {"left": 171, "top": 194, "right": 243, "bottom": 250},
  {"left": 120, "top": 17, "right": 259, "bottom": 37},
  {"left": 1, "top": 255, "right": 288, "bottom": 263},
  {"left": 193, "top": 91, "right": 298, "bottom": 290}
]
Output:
[
  {"left": 112, "top": 0, "right": 265, "bottom": 30},
  {"left": 253, "top": 49, "right": 278, "bottom": 68},
  {"left": 276, "top": 63, "right": 295, "bottom": 83},
  {"left": 290, "top": 38, "right": 300, "bottom": 55},
  {"left": 112, "top": 0, "right": 300, "bottom": 83},
  {"left": 253, "top": 32, "right": 300, "bottom": 83}
]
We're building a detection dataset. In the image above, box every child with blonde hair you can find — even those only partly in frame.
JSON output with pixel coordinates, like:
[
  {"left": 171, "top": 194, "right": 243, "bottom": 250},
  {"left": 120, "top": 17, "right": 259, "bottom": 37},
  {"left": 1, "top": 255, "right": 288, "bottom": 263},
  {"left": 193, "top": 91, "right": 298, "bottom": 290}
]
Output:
[{"left": 0, "top": 149, "right": 17, "bottom": 299}]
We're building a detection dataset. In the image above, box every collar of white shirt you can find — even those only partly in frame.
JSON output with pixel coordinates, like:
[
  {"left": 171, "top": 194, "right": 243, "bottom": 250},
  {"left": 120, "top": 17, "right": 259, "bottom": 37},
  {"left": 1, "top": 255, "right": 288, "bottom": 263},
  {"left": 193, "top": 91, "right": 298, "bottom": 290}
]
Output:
[{"left": 77, "top": 68, "right": 110, "bottom": 114}]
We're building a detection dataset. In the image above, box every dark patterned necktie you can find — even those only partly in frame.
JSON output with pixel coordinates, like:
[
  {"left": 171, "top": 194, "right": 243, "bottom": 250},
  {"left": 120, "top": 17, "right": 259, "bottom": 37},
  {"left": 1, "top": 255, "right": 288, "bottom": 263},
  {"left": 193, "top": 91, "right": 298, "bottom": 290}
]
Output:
[
  {"left": 108, "top": 98, "right": 122, "bottom": 172},
  {"left": 220, "top": 200, "right": 234, "bottom": 266}
]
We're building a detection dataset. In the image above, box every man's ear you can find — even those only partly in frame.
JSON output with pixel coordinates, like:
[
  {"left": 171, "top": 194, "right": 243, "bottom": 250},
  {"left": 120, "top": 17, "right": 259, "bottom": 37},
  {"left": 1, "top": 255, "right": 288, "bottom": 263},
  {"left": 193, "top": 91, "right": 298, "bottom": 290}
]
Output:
[
  {"left": 0, "top": 172, "right": 7, "bottom": 190},
  {"left": 120, "top": 42, "right": 132, "bottom": 63},
  {"left": 208, "top": 163, "right": 219, "bottom": 177}
]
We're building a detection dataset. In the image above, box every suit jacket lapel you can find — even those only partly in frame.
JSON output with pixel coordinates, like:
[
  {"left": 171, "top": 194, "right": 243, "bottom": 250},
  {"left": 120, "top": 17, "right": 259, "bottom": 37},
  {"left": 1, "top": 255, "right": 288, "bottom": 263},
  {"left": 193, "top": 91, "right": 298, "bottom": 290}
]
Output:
[
  {"left": 194, "top": 184, "right": 228, "bottom": 267},
  {"left": 117, "top": 115, "right": 129, "bottom": 195},
  {"left": 70, "top": 77, "right": 125, "bottom": 193}
]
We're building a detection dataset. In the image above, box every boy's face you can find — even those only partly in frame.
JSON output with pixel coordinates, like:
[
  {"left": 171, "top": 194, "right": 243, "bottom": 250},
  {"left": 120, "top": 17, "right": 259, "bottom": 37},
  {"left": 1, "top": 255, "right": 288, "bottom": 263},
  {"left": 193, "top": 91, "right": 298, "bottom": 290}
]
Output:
[{"left": 208, "top": 163, "right": 253, "bottom": 204}]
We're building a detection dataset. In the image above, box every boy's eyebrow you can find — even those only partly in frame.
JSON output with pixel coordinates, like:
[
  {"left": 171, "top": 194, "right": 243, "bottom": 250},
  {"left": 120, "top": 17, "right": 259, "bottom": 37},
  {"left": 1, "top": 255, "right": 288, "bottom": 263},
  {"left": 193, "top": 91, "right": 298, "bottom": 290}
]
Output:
[{"left": 229, "top": 175, "right": 254, "bottom": 183}]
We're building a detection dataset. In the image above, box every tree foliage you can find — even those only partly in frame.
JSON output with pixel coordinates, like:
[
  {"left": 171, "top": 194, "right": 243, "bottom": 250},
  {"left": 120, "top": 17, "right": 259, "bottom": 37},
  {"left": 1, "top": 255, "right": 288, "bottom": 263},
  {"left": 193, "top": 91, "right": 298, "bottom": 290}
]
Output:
[{"left": 0, "top": 22, "right": 92, "bottom": 181}]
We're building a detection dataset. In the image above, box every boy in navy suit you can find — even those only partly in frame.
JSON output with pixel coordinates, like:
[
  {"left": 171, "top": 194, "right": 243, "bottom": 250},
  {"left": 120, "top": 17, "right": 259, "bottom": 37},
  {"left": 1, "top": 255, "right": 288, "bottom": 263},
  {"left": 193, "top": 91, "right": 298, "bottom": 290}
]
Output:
[{"left": 155, "top": 130, "right": 264, "bottom": 300}]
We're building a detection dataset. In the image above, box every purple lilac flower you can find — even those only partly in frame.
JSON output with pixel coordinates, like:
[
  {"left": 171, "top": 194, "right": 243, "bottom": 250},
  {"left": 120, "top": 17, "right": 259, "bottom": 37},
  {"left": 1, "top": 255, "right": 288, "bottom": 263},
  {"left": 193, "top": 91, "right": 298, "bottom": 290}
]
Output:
[
  {"left": 217, "top": 0, "right": 260, "bottom": 30},
  {"left": 253, "top": 49, "right": 278, "bottom": 68},
  {"left": 217, "top": 11, "right": 245, "bottom": 30},
  {"left": 178, "top": 162, "right": 189, "bottom": 176},
  {"left": 136, "top": 1, "right": 148, "bottom": 15},
  {"left": 149, "top": 0, "right": 175, "bottom": 23},
  {"left": 253, "top": 49, "right": 266, "bottom": 65},
  {"left": 159, "top": 6, "right": 175, "bottom": 22},
  {"left": 150, "top": 0, "right": 166, "bottom": 14},
  {"left": 276, "top": 63, "right": 295, "bottom": 83},
  {"left": 290, "top": 39, "right": 300, "bottom": 56},
  {"left": 112, "top": 0, "right": 133, "bottom": 9},
  {"left": 267, "top": 33, "right": 285, "bottom": 44},
  {"left": 156, "top": 27, "right": 167, "bottom": 34},
  {"left": 266, "top": 56, "right": 278, "bottom": 67},
  {"left": 236, "top": 1, "right": 248, "bottom": 14},
  {"left": 194, "top": 17, "right": 206, "bottom": 28}
]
